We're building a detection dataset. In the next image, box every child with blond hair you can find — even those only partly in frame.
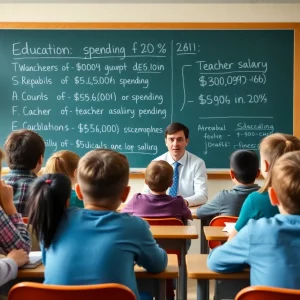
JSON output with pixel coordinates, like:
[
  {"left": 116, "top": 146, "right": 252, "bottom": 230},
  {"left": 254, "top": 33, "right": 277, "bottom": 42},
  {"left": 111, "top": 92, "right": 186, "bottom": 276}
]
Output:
[{"left": 43, "top": 150, "right": 82, "bottom": 208}]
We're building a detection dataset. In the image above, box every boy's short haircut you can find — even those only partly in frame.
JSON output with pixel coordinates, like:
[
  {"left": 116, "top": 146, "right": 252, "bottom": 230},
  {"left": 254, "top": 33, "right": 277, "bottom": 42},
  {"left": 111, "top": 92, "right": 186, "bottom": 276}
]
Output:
[
  {"left": 164, "top": 123, "right": 189, "bottom": 139},
  {"left": 77, "top": 149, "right": 129, "bottom": 201},
  {"left": 271, "top": 151, "right": 300, "bottom": 214},
  {"left": 4, "top": 130, "right": 45, "bottom": 170},
  {"left": 230, "top": 150, "right": 259, "bottom": 184},
  {"left": 145, "top": 160, "right": 173, "bottom": 193}
]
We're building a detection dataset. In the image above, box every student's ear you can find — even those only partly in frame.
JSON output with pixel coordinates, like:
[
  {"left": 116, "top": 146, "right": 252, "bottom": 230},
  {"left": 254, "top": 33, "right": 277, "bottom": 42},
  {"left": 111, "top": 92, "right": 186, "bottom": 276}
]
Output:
[
  {"left": 263, "top": 160, "right": 270, "bottom": 173},
  {"left": 74, "top": 183, "right": 83, "bottom": 201},
  {"left": 120, "top": 186, "right": 131, "bottom": 203},
  {"left": 168, "top": 180, "right": 173, "bottom": 188},
  {"left": 229, "top": 170, "right": 235, "bottom": 180},
  {"left": 256, "top": 169, "right": 261, "bottom": 178},
  {"left": 268, "top": 187, "right": 280, "bottom": 206}
]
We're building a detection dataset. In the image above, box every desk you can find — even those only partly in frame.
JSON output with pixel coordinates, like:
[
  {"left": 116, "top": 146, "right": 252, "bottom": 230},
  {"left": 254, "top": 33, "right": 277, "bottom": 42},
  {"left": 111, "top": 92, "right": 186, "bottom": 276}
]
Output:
[
  {"left": 186, "top": 254, "right": 249, "bottom": 300},
  {"left": 203, "top": 226, "right": 229, "bottom": 241},
  {"left": 150, "top": 226, "right": 198, "bottom": 300},
  {"left": 188, "top": 207, "right": 211, "bottom": 255},
  {"left": 17, "top": 254, "right": 178, "bottom": 300}
]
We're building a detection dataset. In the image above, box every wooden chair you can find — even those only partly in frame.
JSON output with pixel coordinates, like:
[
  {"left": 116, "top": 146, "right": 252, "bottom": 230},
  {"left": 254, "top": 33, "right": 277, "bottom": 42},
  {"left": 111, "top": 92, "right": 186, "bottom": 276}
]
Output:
[
  {"left": 235, "top": 286, "right": 300, "bottom": 300},
  {"left": 143, "top": 217, "right": 184, "bottom": 299},
  {"left": 209, "top": 216, "right": 238, "bottom": 249},
  {"left": 8, "top": 282, "right": 136, "bottom": 300}
]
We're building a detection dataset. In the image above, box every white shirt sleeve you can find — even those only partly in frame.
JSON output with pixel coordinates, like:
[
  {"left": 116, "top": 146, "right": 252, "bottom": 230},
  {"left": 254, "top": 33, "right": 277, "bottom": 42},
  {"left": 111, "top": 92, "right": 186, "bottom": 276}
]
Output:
[
  {"left": 184, "top": 158, "right": 208, "bottom": 206},
  {"left": 0, "top": 258, "right": 18, "bottom": 286}
]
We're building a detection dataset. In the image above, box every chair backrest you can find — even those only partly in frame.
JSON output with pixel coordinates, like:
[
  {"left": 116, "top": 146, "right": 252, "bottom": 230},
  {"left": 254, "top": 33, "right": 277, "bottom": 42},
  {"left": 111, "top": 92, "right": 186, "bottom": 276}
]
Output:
[
  {"left": 143, "top": 217, "right": 184, "bottom": 226},
  {"left": 235, "top": 286, "right": 300, "bottom": 300},
  {"left": 8, "top": 282, "right": 136, "bottom": 300},
  {"left": 22, "top": 217, "right": 29, "bottom": 224},
  {"left": 209, "top": 216, "right": 238, "bottom": 249}
]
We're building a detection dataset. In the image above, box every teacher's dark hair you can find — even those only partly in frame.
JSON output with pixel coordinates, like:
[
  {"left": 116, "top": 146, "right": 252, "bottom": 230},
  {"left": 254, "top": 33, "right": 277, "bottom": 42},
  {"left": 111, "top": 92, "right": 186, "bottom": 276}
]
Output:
[
  {"left": 165, "top": 123, "right": 189, "bottom": 139},
  {"left": 27, "top": 173, "right": 71, "bottom": 249}
]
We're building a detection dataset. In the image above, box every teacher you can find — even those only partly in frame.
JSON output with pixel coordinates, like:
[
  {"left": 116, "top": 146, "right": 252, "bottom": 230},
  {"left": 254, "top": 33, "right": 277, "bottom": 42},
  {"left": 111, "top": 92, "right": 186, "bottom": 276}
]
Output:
[{"left": 149, "top": 122, "right": 208, "bottom": 207}]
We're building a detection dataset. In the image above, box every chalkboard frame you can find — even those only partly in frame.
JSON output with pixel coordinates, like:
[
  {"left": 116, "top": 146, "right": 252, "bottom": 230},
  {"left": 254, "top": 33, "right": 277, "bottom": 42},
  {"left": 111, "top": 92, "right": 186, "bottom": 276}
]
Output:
[{"left": 1, "top": 22, "right": 299, "bottom": 179}]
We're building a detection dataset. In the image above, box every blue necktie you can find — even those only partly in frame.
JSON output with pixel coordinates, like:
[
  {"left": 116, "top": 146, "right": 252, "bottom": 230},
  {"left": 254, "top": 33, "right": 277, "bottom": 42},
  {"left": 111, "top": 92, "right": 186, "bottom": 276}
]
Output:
[{"left": 169, "top": 161, "right": 180, "bottom": 197}]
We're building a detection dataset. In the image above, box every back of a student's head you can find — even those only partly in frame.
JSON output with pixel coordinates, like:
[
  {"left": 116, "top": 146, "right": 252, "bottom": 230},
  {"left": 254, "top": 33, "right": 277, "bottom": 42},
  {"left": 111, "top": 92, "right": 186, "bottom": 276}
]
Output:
[
  {"left": 270, "top": 151, "right": 300, "bottom": 215},
  {"left": 259, "top": 133, "right": 300, "bottom": 192},
  {"left": 4, "top": 129, "right": 45, "bottom": 171},
  {"left": 77, "top": 149, "right": 129, "bottom": 207},
  {"left": 27, "top": 173, "right": 71, "bottom": 249},
  {"left": 230, "top": 150, "right": 259, "bottom": 184},
  {"left": 145, "top": 160, "right": 173, "bottom": 193},
  {"left": 43, "top": 150, "right": 80, "bottom": 180}
]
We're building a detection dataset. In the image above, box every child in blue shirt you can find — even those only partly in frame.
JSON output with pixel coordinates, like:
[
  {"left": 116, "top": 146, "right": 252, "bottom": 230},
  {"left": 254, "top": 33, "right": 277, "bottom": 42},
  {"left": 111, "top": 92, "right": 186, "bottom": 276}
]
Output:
[
  {"left": 208, "top": 150, "right": 300, "bottom": 289},
  {"left": 27, "top": 149, "right": 167, "bottom": 300}
]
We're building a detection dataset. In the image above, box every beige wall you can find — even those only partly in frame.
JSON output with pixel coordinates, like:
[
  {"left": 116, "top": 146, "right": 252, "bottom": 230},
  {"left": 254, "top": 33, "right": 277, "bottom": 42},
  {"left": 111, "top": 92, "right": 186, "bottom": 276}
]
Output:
[{"left": 0, "top": 2, "right": 297, "bottom": 252}]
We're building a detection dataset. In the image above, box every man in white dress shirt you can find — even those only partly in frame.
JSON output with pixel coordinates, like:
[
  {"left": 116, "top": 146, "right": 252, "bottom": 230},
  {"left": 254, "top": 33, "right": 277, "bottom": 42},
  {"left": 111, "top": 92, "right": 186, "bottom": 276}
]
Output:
[{"left": 149, "top": 122, "right": 208, "bottom": 207}]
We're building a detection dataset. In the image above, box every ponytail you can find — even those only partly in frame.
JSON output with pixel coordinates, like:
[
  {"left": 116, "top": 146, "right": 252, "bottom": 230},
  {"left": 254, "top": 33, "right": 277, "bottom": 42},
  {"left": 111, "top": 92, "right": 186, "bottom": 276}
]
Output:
[{"left": 27, "top": 173, "right": 71, "bottom": 249}]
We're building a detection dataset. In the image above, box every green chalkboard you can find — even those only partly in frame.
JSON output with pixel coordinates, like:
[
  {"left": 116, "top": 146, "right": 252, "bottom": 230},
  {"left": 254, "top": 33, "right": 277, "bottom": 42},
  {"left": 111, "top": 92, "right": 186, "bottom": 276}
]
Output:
[{"left": 0, "top": 28, "right": 294, "bottom": 169}]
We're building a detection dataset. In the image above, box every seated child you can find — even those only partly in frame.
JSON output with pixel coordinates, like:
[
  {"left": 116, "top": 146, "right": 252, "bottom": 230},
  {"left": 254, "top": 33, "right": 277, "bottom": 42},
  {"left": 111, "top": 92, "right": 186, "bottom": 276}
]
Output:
[
  {"left": 122, "top": 160, "right": 192, "bottom": 223},
  {"left": 196, "top": 150, "right": 260, "bottom": 219},
  {"left": 43, "top": 150, "right": 82, "bottom": 208},
  {"left": 208, "top": 151, "right": 300, "bottom": 289},
  {"left": 0, "top": 149, "right": 31, "bottom": 255},
  {"left": 3, "top": 129, "right": 45, "bottom": 215},
  {"left": 27, "top": 150, "right": 167, "bottom": 300}
]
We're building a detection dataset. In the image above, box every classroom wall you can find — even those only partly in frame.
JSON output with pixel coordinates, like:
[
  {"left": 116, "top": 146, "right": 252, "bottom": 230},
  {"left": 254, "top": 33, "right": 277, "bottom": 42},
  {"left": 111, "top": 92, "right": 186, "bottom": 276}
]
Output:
[{"left": 0, "top": 2, "right": 297, "bottom": 252}]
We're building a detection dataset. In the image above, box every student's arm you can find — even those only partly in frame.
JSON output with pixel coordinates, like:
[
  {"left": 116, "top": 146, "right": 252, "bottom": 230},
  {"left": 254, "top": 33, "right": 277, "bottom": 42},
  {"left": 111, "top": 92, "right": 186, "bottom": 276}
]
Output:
[
  {"left": 207, "top": 224, "right": 250, "bottom": 273},
  {"left": 234, "top": 194, "right": 254, "bottom": 232},
  {"left": 185, "top": 161, "right": 208, "bottom": 207},
  {"left": 0, "top": 181, "right": 31, "bottom": 254},
  {"left": 180, "top": 197, "right": 193, "bottom": 221},
  {"left": 135, "top": 219, "right": 168, "bottom": 273},
  {"left": 0, "top": 258, "right": 18, "bottom": 286},
  {"left": 196, "top": 192, "right": 222, "bottom": 219},
  {"left": 0, "top": 249, "right": 29, "bottom": 286}
]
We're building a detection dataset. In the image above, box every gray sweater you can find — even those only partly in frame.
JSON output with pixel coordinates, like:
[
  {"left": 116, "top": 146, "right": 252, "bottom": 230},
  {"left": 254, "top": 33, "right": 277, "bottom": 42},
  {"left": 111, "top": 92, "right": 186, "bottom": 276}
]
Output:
[
  {"left": 0, "top": 258, "right": 18, "bottom": 286},
  {"left": 196, "top": 184, "right": 260, "bottom": 219}
]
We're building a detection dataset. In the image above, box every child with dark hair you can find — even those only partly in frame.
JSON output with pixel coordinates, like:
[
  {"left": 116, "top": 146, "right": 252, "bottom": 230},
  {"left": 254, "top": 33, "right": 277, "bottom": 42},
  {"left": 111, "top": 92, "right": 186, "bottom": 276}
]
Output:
[
  {"left": 196, "top": 150, "right": 260, "bottom": 219},
  {"left": 3, "top": 130, "right": 45, "bottom": 216},
  {"left": 27, "top": 150, "right": 167, "bottom": 300}
]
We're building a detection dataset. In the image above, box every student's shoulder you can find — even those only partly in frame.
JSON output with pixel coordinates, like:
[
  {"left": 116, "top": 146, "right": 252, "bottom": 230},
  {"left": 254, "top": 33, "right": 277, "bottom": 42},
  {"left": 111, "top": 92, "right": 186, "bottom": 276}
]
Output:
[
  {"left": 246, "top": 191, "right": 269, "bottom": 206},
  {"left": 118, "top": 213, "right": 150, "bottom": 232},
  {"left": 246, "top": 216, "right": 279, "bottom": 235}
]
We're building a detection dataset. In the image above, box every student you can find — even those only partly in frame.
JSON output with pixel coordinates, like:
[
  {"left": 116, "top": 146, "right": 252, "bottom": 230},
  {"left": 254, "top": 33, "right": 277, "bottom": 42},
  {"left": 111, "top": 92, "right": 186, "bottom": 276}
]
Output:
[
  {"left": 122, "top": 160, "right": 192, "bottom": 223},
  {"left": 0, "top": 149, "right": 31, "bottom": 255},
  {"left": 196, "top": 150, "right": 260, "bottom": 219},
  {"left": 208, "top": 151, "right": 300, "bottom": 289},
  {"left": 43, "top": 150, "right": 82, "bottom": 208},
  {"left": 3, "top": 129, "right": 45, "bottom": 215},
  {"left": 229, "top": 133, "right": 300, "bottom": 240},
  {"left": 0, "top": 249, "right": 29, "bottom": 286},
  {"left": 27, "top": 150, "right": 167, "bottom": 300}
]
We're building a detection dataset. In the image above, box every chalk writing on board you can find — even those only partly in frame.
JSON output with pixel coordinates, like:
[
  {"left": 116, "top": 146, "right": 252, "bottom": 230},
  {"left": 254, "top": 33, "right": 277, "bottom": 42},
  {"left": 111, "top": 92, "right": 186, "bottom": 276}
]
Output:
[{"left": 0, "top": 29, "right": 292, "bottom": 168}]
